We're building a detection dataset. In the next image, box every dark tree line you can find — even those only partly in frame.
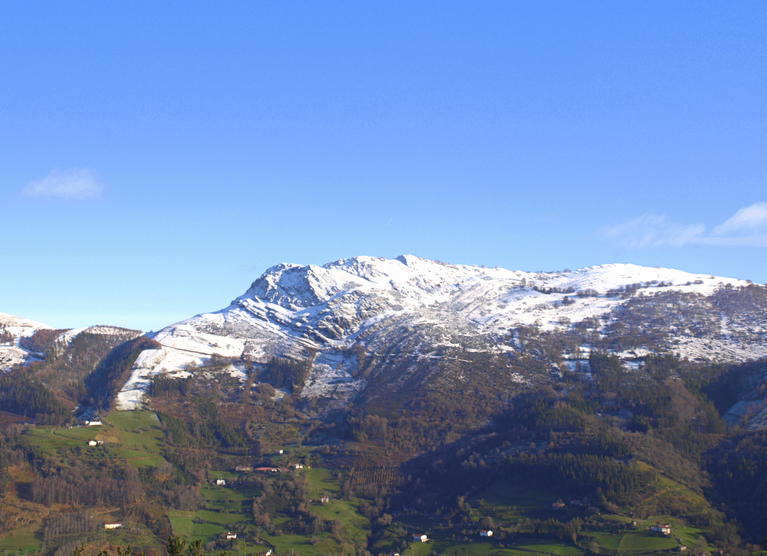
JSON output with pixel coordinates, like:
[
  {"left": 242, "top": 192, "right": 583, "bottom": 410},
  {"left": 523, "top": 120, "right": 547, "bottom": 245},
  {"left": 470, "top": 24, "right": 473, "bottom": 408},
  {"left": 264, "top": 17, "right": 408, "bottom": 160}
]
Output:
[
  {"left": 29, "top": 467, "right": 143, "bottom": 508},
  {"left": 707, "top": 432, "right": 767, "bottom": 545},
  {"left": 83, "top": 336, "right": 160, "bottom": 408},
  {"left": 0, "top": 374, "right": 69, "bottom": 424},
  {"left": 260, "top": 356, "right": 312, "bottom": 392},
  {"left": 506, "top": 453, "right": 653, "bottom": 504}
]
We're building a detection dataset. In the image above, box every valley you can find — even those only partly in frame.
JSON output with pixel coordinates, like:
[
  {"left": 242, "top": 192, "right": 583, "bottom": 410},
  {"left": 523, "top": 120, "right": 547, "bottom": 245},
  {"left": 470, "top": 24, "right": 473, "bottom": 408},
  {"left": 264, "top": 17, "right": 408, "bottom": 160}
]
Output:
[{"left": 1, "top": 257, "right": 766, "bottom": 555}]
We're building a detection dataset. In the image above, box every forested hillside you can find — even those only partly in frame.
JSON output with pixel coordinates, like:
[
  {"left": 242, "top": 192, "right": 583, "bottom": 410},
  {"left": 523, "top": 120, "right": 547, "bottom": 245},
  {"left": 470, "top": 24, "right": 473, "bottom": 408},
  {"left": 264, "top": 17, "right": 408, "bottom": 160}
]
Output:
[{"left": 1, "top": 258, "right": 767, "bottom": 554}]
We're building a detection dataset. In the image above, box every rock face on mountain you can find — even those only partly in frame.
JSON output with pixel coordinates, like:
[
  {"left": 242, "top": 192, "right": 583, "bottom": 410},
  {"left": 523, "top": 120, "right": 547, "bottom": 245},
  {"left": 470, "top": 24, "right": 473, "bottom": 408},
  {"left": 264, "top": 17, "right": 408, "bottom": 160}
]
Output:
[{"left": 116, "top": 255, "right": 767, "bottom": 410}]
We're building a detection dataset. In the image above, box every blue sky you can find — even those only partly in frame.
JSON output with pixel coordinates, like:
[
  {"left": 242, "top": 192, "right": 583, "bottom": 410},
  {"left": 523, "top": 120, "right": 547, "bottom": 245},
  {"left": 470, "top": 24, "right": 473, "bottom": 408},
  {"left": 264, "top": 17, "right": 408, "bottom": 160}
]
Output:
[{"left": 2, "top": 1, "right": 765, "bottom": 330}]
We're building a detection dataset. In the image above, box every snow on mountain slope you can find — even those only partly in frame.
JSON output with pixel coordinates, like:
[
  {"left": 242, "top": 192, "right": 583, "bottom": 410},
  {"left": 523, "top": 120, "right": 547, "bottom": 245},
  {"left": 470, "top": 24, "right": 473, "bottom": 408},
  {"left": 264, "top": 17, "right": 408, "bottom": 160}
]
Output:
[
  {"left": 55, "top": 325, "right": 141, "bottom": 347},
  {"left": 0, "top": 313, "right": 49, "bottom": 330},
  {"left": 117, "top": 255, "right": 767, "bottom": 409},
  {"left": 0, "top": 313, "right": 141, "bottom": 372},
  {"left": 0, "top": 312, "right": 52, "bottom": 370},
  {"left": 116, "top": 256, "right": 767, "bottom": 410}
]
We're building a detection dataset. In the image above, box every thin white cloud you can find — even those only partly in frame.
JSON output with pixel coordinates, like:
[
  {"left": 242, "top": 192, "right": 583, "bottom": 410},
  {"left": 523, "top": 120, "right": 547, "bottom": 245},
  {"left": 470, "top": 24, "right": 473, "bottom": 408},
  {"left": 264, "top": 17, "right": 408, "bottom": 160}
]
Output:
[
  {"left": 22, "top": 168, "right": 104, "bottom": 200},
  {"left": 605, "top": 202, "right": 767, "bottom": 248},
  {"left": 712, "top": 202, "right": 767, "bottom": 235},
  {"left": 603, "top": 214, "right": 705, "bottom": 248},
  {"left": 701, "top": 235, "right": 767, "bottom": 247}
]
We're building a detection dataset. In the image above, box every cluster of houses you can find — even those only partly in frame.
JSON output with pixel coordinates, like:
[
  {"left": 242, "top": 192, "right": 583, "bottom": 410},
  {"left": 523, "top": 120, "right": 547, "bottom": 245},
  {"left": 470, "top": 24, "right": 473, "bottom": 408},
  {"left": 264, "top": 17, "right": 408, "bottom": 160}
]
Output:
[
  {"left": 209, "top": 456, "right": 308, "bottom": 488},
  {"left": 629, "top": 521, "right": 675, "bottom": 538},
  {"left": 231, "top": 462, "right": 307, "bottom": 475},
  {"left": 226, "top": 448, "right": 310, "bottom": 477}
]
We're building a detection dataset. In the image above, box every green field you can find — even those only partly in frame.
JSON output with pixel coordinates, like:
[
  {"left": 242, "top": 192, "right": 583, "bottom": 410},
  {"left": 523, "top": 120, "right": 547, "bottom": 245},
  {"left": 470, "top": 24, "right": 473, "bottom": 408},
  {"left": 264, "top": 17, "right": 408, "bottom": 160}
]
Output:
[
  {"left": 105, "top": 410, "right": 168, "bottom": 467},
  {"left": 473, "top": 477, "right": 569, "bottom": 522},
  {"left": 169, "top": 483, "right": 253, "bottom": 543},
  {"left": 10, "top": 409, "right": 722, "bottom": 556},
  {"left": 23, "top": 424, "right": 102, "bottom": 456},
  {"left": 584, "top": 531, "right": 622, "bottom": 552},
  {"left": 403, "top": 540, "right": 435, "bottom": 556},
  {"left": 616, "top": 531, "right": 677, "bottom": 553},
  {"left": 22, "top": 410, "right": 167, "bottom": 468},
  {"left": 513, "top": 539, "right": 584, "bottom": 555},
  {"left": 437, "top": 541, "right": 583, "bottom": 556},
  {"left": 579, "top": 528, "right": 683, "bottom": 555},
  {"left": 168, "top": 510, "right": 196, "bottom": 538},
  {"left": 166, "top": 458, "right": 372, "bottom": 555},
  {"left": 305, "top": 467, "right": 337, "bottom": 498},
  {"left": 0, "top": 526, "right": 42, "bottom": 555},
  {"left": 261, "top": 532, "right": 338, "bottom": 556},
  {"left": 306, "top": 466, "right": 370, "bottom": 548}
]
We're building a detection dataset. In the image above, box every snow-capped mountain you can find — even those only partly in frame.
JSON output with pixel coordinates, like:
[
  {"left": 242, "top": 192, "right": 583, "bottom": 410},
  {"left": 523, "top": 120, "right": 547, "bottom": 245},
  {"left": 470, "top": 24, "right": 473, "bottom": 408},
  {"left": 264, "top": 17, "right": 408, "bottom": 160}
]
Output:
[
  {"left": 0, "top": 313, "right": 141, "bottom": 373},
  {"left": 0, "top": 312, "right": 51, "bottom": 370},
  {"left": 116, "top": 255, "right": 767, "bottom": 410}
]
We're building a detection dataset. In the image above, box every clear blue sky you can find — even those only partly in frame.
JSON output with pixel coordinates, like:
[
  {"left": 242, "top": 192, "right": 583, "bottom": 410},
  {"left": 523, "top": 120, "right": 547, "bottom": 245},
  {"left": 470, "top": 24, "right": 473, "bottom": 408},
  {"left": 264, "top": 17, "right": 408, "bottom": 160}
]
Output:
[{"left": 2, "top": 1, "right": 765, "bottom": 330}]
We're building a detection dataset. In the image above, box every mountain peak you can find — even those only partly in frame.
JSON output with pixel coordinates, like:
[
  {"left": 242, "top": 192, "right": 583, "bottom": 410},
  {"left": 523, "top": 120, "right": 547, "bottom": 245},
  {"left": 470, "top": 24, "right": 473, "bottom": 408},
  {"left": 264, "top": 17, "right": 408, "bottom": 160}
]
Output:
[
  {"left": 115, "top": 255, "right": 766, "bottom": 410},
  {"left": 0, "top": 312, "right": 51, "bottom": 330},
  {"left": 237, "top": 256, "right": 750, "bottom": 312}
]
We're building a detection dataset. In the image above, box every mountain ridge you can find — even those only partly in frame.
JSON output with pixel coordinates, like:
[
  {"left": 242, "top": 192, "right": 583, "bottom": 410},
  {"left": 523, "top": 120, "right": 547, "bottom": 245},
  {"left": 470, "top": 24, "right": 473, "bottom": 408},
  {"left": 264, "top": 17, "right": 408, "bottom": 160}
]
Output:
[
  {"left": 114, "top": 255, "right": 767, "bottom": 411},
  {"left": 0, "top": 313, "right": 141, "bottom": 373}
]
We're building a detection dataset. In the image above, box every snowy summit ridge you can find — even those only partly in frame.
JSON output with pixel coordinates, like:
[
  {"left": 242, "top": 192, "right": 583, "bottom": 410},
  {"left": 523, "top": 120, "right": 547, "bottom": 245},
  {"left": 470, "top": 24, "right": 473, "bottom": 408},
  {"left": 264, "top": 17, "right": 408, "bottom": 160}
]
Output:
[
  {"left": 116, "top": 256, "right": 766, "bottom": 410},
  {"left": 0, "top": 312, "right": 51, "bottom": 371},
  {"left": 0, "top": 313, "right": 141, "bottom": 373}
]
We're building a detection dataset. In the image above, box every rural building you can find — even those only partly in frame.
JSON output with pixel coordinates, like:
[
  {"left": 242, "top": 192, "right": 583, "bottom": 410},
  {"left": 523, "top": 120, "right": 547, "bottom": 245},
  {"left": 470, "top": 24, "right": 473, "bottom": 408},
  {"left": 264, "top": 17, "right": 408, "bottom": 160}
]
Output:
[
  {"left": 235, "top": 465, "right": 253, "bottom": 472},
  {"left": 552, "top": 500, "right": 566, "bottom": 509},
  {"left": 650, "top": 524, "right": 672, "bottom": 536},
  {"left": 85, "top": 420, "right": 102, "bottom": 426},
  {"left": 88, "top": 440, "right": 98, "bottom": 447},
  {"left": 480, "top": 529, "right": 493, "bottom": 537},
  {"left": 215, "top": 479, "right": 226, "bottom": 486},
  {"left": 104, "top": 522, "right": 123, "bottom": 530},
  {"left": 320, "top": 496, "right": 330, "bottom": 504},
  {"left": 292, "top": 463, "right": 304, "bottom": 469},
  {"left": 225, "top": 532, "right": 237, "bottom": 540},
  {"left": 412, "top": 533, "right": 428, "bottom": 542},
  {"left": 255, "top": 466, "right": 280, "bottom": 473}
]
